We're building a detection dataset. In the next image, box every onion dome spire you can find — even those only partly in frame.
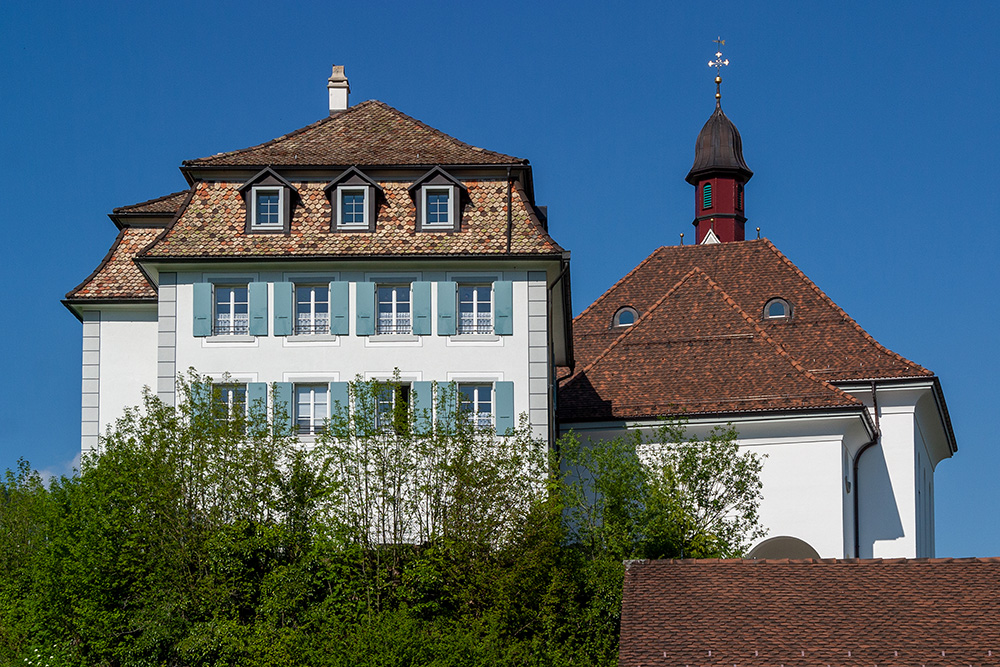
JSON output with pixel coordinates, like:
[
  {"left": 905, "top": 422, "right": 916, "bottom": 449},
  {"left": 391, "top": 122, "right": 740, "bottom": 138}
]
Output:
[{"left": 686, "top": 39, "right": 753, "bottom": 243}]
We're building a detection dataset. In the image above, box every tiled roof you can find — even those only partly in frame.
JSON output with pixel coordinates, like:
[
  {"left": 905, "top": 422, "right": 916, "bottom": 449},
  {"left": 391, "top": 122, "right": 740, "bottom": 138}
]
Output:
[
  {"left": 112, "top": 190, "right": 189, "bottom": 215},
  {"left": 619, "top": 558, "right": 1000, "bottom": 667},
  {"left": 560, "top": 239, "right": 930, "bottom": 422},
  {"left": 559, "top": 268, "right": 860, "bottom": 420},
  {"left": 139, "top": 179, "right": 562, "bottom": 259},
  {"left": 183, "top": 100, "right": 524, "bottom": 167},
  {"left": 65, "top": 227, "right": 160, "bottom": 300}
]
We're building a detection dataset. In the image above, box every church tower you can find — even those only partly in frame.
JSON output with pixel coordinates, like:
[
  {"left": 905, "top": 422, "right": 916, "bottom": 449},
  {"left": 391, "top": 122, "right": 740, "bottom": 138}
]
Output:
[{"left": 686, "top": 47, "right": 753, "bottom": 244}]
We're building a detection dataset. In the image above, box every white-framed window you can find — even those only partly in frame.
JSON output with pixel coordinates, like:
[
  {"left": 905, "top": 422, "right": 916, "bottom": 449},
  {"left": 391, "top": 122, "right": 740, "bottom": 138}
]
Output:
[
  {"left": 375, "top": 383, "right": 410, "bottom": 433},
  {"left": 377, "top": 285, "right": 411, "bottom": 334},
  {"left": 295, "top": 384, "right": 329, "bottom": 435},
  {"left": 458, "top": 285, "right": 492, "bottom": 334},
  {"left": 459, "top": 383, "right": 493, "bottom": 428},
  {"left": 251, "top": 186, "right": 284, "bottom": 230},
  {"left": 764, "top": 298, "right": 792, "bottom": 320},
  {"left": 613, "top": 306, "right": 638, "bottom": 328},
  {"left": 215, "top": 383, "right": 247, "bottom": 425},
  {"left": 336, "top": 186, "right": 370, "bottom": 229},
  {"left": 420, "top": 185, "right": 456, "bottom": 229},
  {"left": 295, "top": 284, "right": 330, "bottom": 335},
  {"left": 214, "top": 285, "right": 249, "bottom": 335}
]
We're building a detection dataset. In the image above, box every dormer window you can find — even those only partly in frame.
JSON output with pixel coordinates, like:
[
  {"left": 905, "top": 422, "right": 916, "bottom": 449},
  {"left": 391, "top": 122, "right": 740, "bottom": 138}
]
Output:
[
  {"left": 252, "top": 187, "right": 284, "bottom": 229},
  {"left": 764, "top": 298, "right": 792, "bottom": 320},
  {"left": 326, "top": 167, "right": 381, "bottom": 232},
  {"left": 238, "top": 168, "right": 296, "bottom": 234},
  {"left": 409, "top": 167, "right": 466, "bottom": 232},
  {"left": 613, "top": 306, "right": 638, "bottom": 327}
]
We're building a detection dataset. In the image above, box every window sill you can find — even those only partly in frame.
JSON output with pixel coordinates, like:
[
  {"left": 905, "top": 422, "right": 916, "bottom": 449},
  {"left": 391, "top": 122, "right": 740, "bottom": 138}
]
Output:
[
  {"left": 450, "top": 334, "right": 500, "bottom": 342},
  {"left": 365, "top": 334, "right": 422, "bottom": 347},
  {"left": 203, "top": 335, "right": 257, "bottom": 346}
]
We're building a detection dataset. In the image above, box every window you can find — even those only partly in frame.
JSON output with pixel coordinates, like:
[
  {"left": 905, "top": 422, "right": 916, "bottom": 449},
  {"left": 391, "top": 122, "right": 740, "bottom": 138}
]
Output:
[
  {"left": 702, "top": 182, "right": 712, "bottom": 209},
  {"left": 459, "top": 384, "right": 493, "bottom": 428},
  {"left": 377, "top": 285, "right": 411, "bottom": 334},
  {"left": 295, "top": 285, "right": 330, "bottom": 335},
  {"left": 336, "top": 187, "right": 370, "bottom": 229},
  {"left": 252, "top": 187, "right": 284, "bottom": 230},
  {"left": 295, "top": 384, "right": 329, "bottom": 435},
  {"left": 375, "top": 383, "right": 410, "bottom": 433},
  {"left": 764, "top": 298, "right": 792, "bottom": 320},
  {"left": 214, "top": 383, "right": 246, "bottom": 425},
  {"left": 737, "top": 183, "right": 744, "bottom": 210},
  {"left": 613, "top": 306, "right": 638, "bottom": 328},
  {"left": 458, "top": 285, "right": 492, "bottom": 334},
  {"left": 420, "top": 185, "right": 457, "bottom": 230},
  {"left": 214, "top": 285, "right": 249, "bottom": 335}
]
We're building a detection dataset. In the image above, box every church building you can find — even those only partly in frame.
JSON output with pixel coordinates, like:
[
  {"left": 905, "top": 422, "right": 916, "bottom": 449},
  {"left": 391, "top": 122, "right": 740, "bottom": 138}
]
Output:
[{"left": 65, "top": 63, "right": 955, "bottom": 560}]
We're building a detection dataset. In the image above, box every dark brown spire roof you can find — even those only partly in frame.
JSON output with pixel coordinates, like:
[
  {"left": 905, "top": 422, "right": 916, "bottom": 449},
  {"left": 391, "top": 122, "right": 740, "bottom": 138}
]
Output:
[
  {"left": 183, "top": 100, "right": 526, "bottom": 168},
  {"left": 686, "top": 104, "right": 753, "bottom": 184}
]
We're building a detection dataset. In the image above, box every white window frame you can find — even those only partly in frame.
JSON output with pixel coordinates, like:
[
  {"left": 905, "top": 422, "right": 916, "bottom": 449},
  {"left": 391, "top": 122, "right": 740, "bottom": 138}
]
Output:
[
  {"left": 215, "top": 383, "right": 247, "bottom": 425},
  {"left": 375, "top": 382, "right": 411, "bottom": 433},
  {"left": 420, "top": 185, "right": 457, "bottom": 230},
  {"left": 458, "top": 284, "right": 493, "bottom": 335},
  {"left": 294, "top": 284, "right": 331, "bottom": 335},
  {"left": 295, "top": 383, "right": 329, "bottom": 436},
  {"left": 377, "top": 284, "right": 412, "bottom": 335},
  {"left": 251, "top": 186, "right": 285, "bottom": 230},
  {"left": 214, "top": 285, "right": 249, "bottom": 336},
  {"left": 336, "top": 185, "right": 371, "bottom": 230},
  {"left": 458, "top": 383, "right": 494, "bottom": 428}
]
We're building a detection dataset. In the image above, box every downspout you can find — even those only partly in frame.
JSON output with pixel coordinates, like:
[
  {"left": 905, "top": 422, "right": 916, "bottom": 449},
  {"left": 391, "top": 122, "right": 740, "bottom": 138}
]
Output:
[
  {"left": 547, "top": 259, "right": 572, "bottom": 453},
  {"left": 505, "top": 167, "right": 513, "bottom": 254},
  {"left": 852, "top": 380, "right": 881, "bottom": 558}
]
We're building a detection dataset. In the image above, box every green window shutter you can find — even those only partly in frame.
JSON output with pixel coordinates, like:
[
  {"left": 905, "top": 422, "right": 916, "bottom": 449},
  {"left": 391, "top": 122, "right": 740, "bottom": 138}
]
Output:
[
  {"left": 437, "top": 281, "right": 457, "bottom": 335},
  {"left": 329, "top": 382, "right": 349, "bottom": 421},
  {"left": 193, "top": 283, "right": 213, "bottom": 337},
  {"left": 356, "top": 282, "right": 375, "bottom": 336},
  {"left": 247, "top": 382, "right": 268, "bottom": 419},
  {"left": 702, "top": 182, "right": 712, "bottom": 209},
  {"left": 412, "top": 381, "right": 433, "bottom": 434},
  {"left": 493, "top": 280, "right": 513, "bottom": 335},
  {"left": 436, "top": 382, "right": 456, "bottom": 433},
  {"left": 273, "top": 282, "right": 293, "bottom": 336},
  {"left": 249, "top": 282, "right": 268, "bottom": 336},
  {"left": 330, "top": 281, "right": 350, "bottom": 335},
  {"left": 273, "top": 382, "right": 294, "bottom": 435},
  {"left": 495, "top": 381, "right": 515, "bottom": 434},
  {"left": 412, "top": 281, "right": 432, "bottom": 335},
  {"left": 190, "top": 380, "right": 212, "bottom": 418}
]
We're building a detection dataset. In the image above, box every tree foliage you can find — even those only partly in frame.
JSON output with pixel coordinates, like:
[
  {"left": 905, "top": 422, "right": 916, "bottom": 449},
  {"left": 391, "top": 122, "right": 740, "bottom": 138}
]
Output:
[{"left": 0, "top": 372, "right": 763, "bottom": 666}]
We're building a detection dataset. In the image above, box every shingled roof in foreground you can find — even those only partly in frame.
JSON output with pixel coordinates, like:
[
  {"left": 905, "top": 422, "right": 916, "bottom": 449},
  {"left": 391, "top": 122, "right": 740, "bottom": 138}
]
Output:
[{"left": 619, "top": 558, "right": 1000, "bottom": 667}]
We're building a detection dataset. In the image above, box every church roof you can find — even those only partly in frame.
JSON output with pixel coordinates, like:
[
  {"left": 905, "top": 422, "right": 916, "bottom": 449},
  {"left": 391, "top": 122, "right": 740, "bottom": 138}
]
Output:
[
  {"left": 558, "top": 267, "right": 861, "bottom": 420},
  {"left": 686, "top": 104, "right": 753, "bottom": 184},
  {"left": 560, "top": 239, "right": 932, "bottom": 422},
  {"left": 619, "top": 558, "right": 1000, "bottom": 667},
  {"left": 183, "top": 100, "right": 525, "bottom": 168}
]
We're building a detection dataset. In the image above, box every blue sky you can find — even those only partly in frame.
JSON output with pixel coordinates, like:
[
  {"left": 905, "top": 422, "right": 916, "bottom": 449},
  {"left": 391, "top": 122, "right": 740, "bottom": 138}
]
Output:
[{"left": 1, "top": 1, "right": 997, "bottom": 556}]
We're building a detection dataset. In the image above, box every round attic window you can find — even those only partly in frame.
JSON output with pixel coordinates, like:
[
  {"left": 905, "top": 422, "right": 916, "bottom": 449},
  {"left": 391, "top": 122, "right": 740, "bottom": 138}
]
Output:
[
  {"left": 613, "top": 307, "right": 638, "bottom": 328},
  {"left": 764, "top": 298, "right": 792, "bottom": 320}
]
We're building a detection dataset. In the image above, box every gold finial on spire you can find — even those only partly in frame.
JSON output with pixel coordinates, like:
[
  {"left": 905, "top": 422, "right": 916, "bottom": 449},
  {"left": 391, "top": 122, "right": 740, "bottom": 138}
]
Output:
[{"left": 708, "top": 37, "right": 729, "bottom": 105}]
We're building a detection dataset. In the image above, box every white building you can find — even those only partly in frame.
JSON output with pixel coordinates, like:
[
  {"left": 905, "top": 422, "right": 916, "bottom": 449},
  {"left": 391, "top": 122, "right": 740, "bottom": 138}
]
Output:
[
  {"left": 66, "top": 66, "right": 955, "bottom": 560},
  {"left": 557, "top": 92, "right": 956, "bottom": 559},
  {"left": 64, "top": 66, "right": 572, "bottom": 454}
]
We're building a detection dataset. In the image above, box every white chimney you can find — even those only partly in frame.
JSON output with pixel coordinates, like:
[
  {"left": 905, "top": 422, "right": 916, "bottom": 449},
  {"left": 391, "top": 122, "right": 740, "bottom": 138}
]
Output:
[{"left": 328, "top": 65, "right": 350, "bottom": 114}]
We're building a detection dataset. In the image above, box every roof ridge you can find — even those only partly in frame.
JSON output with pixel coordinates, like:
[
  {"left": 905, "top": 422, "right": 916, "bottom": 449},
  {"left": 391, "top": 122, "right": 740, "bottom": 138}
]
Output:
[
  {"left": 136, "top": 186, "right": 197, "bottom": 259},
  {"left": 112, "top": 190, "right": 190, "bottom": 214},
  {"left": 181, "top": 108, "right": 347, "bottom": 166},
  {"left": 761, "top": 238, "right": 932, "bottom": 377},
  {"left": 572, "top": 245, "right": 671, "bottom": 324}
]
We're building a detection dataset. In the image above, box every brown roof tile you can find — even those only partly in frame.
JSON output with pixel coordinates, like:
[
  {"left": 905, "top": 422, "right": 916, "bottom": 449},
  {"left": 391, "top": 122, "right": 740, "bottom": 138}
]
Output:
[
  {"left": 65, "top": 227, "right": 159, "bottom": 300},
  {"left": 183, "top": 100, "right": 524, "bottom": 168},
  {"left": 562, "top": 240, "right": 930, "bottom": 422},
  {"left": 139, "top": 179, "right": 562, "bottom": 259},
  {"left": 112, "top": 190, "right": 189, "bottom": 215},
  {"left": 559, "top": 268, "right": 860, "bottom": 420},
  {"left": 619, "top": 558, "right": 1000, "bottom": 667}
]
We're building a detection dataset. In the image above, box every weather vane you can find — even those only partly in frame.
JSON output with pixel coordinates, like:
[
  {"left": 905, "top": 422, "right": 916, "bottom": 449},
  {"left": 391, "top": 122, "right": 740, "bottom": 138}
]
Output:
[{"left": 708, "top": 37, "right": 729, "bottom": 104}]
